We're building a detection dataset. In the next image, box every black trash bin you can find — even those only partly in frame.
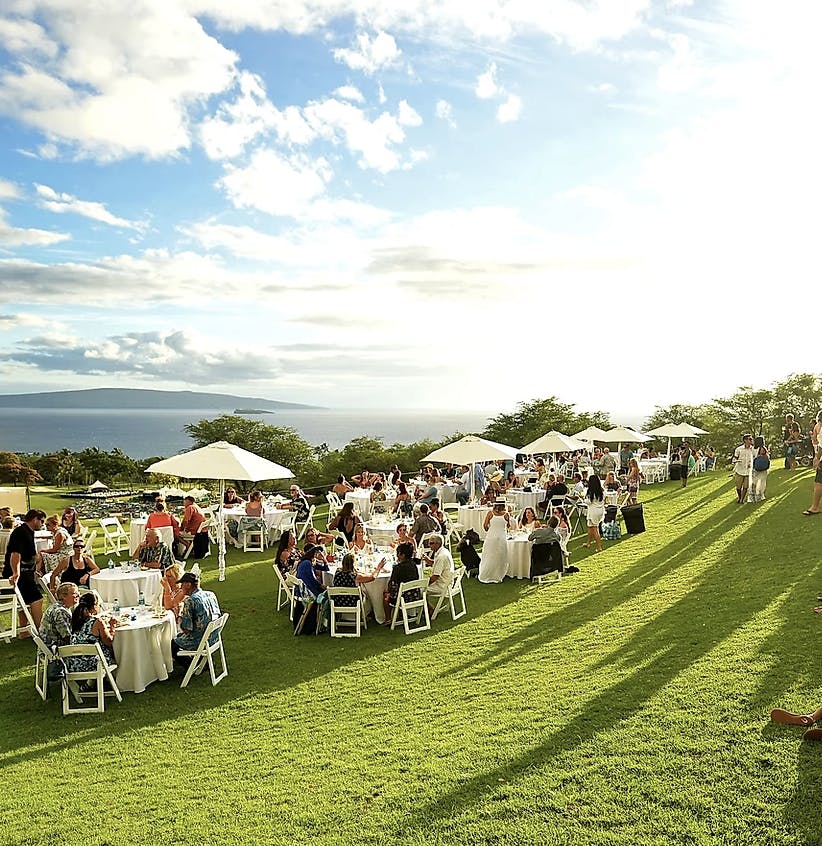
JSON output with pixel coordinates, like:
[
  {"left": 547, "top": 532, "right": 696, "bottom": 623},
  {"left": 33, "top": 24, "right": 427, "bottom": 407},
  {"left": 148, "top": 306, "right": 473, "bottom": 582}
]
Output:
[
  {"left": 668, "top": 463, "right": 681, "bottom": 481},
  {"left": 621, "top": 503, "right": 645, "bottom": 534}
]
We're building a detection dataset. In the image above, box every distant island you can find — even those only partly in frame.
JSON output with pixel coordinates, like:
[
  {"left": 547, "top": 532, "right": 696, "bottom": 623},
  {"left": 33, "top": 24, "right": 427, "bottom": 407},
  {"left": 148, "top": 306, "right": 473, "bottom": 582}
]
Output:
[{"left": 0, "top": 388, "right": 321, "bottom": 411}]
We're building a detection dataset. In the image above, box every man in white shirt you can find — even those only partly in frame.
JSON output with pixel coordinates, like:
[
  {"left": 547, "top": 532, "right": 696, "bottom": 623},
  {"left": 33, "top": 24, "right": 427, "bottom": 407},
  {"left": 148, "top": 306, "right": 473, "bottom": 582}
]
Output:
[
  {"left": 424, "top": 535, "right": 454, "bottom": 605},
  {"left": 732, "top": 434, "right": 755, "bottom": 504}
]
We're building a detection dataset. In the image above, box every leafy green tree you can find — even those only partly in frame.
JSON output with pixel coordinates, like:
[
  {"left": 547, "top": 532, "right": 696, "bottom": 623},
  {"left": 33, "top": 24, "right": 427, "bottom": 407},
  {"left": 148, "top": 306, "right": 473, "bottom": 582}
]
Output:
[
  {"left": 183, "top": 415, "right": 320, "bottom": 490},
  {"left": 0, "top": 452, "right": 41, "bottom": 485},
  {"left": 770, "top": 373, "right": 822, "bottom": 435},
  {"left": 704, "top": 387, "right": 776, "bottom": 456},
  {"left": 643, "top": 404, "right": 712, "bottom": 433},
  {"left": 482, "top": 397, "right": 611, "bottom": 448}
]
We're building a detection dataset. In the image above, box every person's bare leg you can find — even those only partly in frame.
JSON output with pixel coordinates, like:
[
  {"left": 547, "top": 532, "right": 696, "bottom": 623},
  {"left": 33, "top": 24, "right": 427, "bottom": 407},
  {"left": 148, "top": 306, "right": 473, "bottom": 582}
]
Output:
[
  {"left": 594, "top": 526, "right": 602, "bottom": 552},
  {"left": 771, "top": 705, "right": 822, "bottom": 726},
  {"left": 807, "top": 483, "right": 822, "bottom": 513}
]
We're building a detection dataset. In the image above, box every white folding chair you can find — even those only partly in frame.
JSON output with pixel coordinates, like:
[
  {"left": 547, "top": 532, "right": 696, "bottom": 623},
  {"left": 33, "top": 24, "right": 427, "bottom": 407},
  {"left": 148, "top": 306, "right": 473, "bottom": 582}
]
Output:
[
  {"left": 273, "top": 564, "right": 295, "bottom": 614},
  {"left": 31, "top": 631, "right": 56, "bottom": 701},
  {"left": 38, "top": 573, "right": 57, "bottom": 605},
  {"left": 431, "top": 566, "right": 467, "bottom": 621},
  {"left": 240, "top": 519, "right": 266, "bottom": 553},
  {"left": 390, "top": 578, "right": 430, "bottom": 635},
  {"left": 1, "top": 577, "right": 19, "bottom": 642},
  {"left": 297, "top": 505, "right": 316, "bottom": 541},
  {"left": 326, "top": 492, "right": 342, "bottom": 522},
  {"left": 269, "top": 510, "right": 296, "bottom": 544},
  {"left": 99, "top": 518, "right": 129, "bottom": 555},
  {"left": 327, "top": 587, "right": 367, "bottom": 638},
  {"left": 287, "top": 576, "right": 303, "bottom": 621},
  {"left": 83, "top": 530, "right": 98, "bottom": 562},
  {"left": 178, "top": 613, "right": 229, "bottom": 688},
  {"left": 370, "top": 499, "right": 393, "bottom": 517},
  {"left": 14, "top": 583, "right": 37, "bottom": 637},
  {"left": 56, "top": 642, "right": 122, "bottom": 715},
  {"left": 187, "top": 561, "right": 202, "bottom": 578}
]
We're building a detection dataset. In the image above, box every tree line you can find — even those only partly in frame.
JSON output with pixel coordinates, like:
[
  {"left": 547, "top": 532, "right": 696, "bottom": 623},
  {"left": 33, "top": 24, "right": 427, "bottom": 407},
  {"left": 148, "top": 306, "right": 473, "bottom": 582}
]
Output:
[{"left": 2, "top": 373, "right": 818, "bottom": 490}]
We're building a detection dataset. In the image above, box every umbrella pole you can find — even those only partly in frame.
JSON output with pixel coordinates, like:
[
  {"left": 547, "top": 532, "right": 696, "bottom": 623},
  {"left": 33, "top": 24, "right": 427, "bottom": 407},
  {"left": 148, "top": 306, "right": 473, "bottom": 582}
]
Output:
[
  {"left": 667, "top": 437, "right": 671, "bottom": 463},
  {"left": 218, "top": 478, "right": 226, "bottom": 581},
  {"left": 470, "top": 462, "right": 475, "bottom": 505}
]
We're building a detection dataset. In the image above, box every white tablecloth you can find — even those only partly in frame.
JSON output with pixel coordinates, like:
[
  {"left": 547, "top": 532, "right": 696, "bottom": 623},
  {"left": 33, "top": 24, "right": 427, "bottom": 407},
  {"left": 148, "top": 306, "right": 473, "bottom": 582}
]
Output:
[
  {"left": 506, "top": 535, "right": 532, "bottom": 579},
  {"left": 35, "top": 530, "right": 52, "bottom": 553},
  {"left": 506, "top": 490, "right": 540, "bottom": 512},
  {"left": 129, "top": 519, "right": 175, "bottom": 555},
  {"left": 90, "top": 568, "right": 163, "bottom": 607},
  {"left": 322, "top": 553, "right": 397, "bottom": 624},
  {"left": 113, "top": 607, "right": 176, "bottom": 693},
  {"left": 457, "top": 506, "right": 492, "bottom": 539},
  {"left": 436, "top": 483, "right": 458, "bottom": 504},
  {"left": 345, "top": 490, "right": 374, "bottom": 521},
  {"left": 223, "top": 506, "right": 293, "bottom": 534},
  {"left": 363, "top": 520, "right": 408, "bottom": 546}
]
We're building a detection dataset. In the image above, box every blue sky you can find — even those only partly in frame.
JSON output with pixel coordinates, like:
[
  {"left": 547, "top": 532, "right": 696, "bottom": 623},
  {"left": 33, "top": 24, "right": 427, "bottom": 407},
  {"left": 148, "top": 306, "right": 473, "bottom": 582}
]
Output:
[{"left": 0, "top": 1, "right": 819, "bottom": 422}]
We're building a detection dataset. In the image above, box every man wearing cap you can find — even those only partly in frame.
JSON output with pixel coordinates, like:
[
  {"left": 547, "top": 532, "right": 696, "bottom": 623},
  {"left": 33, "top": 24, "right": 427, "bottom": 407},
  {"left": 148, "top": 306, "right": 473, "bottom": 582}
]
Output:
[
  {"left": 2, "top": 508, "right": 46, "bottom": 634},
  {"left": 172, "top": 572, "right": 221, "bottom": 662},
  {"left": 135, "top": 528, "right": 175, "bottom": 571},
  {"left": 732, "top": 435, "right": 755, "bottom": 504}
]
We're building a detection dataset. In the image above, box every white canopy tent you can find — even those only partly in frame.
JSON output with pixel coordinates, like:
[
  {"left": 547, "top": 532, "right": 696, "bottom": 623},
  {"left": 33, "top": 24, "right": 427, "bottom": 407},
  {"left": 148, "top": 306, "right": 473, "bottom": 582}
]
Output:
[
  {"left": 88, "top": 480, "right": 108, "bottom": 492},
  {"left": 422, "top": 435, "right": 519, "bottom": 503},
  {"left": 145, "top": 441, "right": 294, "bottom": 581}
]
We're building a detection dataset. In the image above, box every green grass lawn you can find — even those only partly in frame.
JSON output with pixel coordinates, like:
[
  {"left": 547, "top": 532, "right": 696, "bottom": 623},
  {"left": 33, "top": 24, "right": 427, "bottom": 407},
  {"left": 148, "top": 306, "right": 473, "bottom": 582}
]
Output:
[{"left": 3, "top": 470, "right": 822, "bottom": 845}]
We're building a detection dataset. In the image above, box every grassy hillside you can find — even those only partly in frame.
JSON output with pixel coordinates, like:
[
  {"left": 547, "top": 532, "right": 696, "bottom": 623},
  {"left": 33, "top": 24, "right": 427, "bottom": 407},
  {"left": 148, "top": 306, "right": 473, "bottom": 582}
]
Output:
[{"left": 3, "top": 468, "right": 822, "bottom": 845}]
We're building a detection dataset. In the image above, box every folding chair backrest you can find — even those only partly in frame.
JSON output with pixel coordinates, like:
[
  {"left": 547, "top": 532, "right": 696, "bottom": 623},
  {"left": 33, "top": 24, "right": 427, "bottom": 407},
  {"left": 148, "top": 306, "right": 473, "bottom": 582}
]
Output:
[
  {"left": 38, "top": 573, "right": 57, "bottom": 605},
  {"left": 14, "top": 584, "right": 37, "bottom": 635}
]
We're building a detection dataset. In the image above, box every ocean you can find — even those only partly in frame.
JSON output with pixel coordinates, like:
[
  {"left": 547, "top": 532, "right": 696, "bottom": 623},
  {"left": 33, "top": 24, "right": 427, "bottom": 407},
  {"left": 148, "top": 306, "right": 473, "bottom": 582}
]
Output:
[{"left": 0, "top": 407, "right": 494, "bottom": 458}]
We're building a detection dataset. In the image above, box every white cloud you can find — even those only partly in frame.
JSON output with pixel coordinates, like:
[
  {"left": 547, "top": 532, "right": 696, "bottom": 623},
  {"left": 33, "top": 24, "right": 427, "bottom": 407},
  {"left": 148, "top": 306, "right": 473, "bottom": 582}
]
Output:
[
  {"left": 218, "top": 149, "right": 331, "bottom": 217},
  {"left": 0, "top": 16, "right": 57, "bottom": 57},
  {"left": 0, "top": 1, "right": 238, "bottom": 160},
  {"left": 34, "top": 183, "right": 145, "bottom": 230},
  {"left": 0, "top": 207, "right": 69, "bottom": 247},
  {"left": 333, "top": 30, "right": 401, "bottom": 75},
  {"left": 333, "top": 85, "right": 365, "bottom": 103},
  {"left": 435, "top": 99, "right": 456, "bottom": 128},
  {"left": 0, "top": 179, "right": 21, "bottom": 200},
  {"left": 397, "top": 99, "right": 422, "bottom": 127},
  {"left": 475, "top": 62, "right": 500, "bottom": 99},
  {"left": 590, "top": 82, "right": 616, "bottom": 93},
  {"left": 0, "top": 312, "right": 56, "bottom": 329},
  {"left": 496, "top": 93, "right": 522, "bottom": 123}
]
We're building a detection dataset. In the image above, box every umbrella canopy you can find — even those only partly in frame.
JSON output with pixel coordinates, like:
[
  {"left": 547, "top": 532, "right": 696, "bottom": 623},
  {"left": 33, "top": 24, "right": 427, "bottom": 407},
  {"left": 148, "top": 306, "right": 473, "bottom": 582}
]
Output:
[
  {"left": 422, "top": 435, "right": 519, "bottom": 464},
  {"left": 600, "top": 426, "right": 651, "bottom": 444},
  {"left": 646, "top": 423, "right": 709, "bottom": 439},
  {"left": 520, "top": 430, "right": 588, "bottom": 455},
  {"left": 145, "top": 441, "right": 294, "bottom": 581},
  {"left": 571, "top": 426, "right": 610, "bottom": 443}
]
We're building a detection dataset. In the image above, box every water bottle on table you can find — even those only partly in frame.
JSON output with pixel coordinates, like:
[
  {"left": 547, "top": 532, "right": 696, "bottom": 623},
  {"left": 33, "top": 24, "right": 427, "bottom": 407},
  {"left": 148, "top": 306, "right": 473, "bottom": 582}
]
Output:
[
  {"left": 113, "top": 597, "right": 120, "bottom": 613},
  {"left": 138, "top": 589, "right": 145, "bottom": 607},
  {"left": 107, "top": 559, "right": 114, "bottom": 570}
]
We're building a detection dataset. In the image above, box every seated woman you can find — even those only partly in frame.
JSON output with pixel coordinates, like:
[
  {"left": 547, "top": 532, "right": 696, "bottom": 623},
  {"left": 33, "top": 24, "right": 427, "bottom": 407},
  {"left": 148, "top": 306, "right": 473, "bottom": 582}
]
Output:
[
  {"left": 146, "top": 498, "right": 178, "bottom": 531},
  {"left": 161, "top": 563, "right": 185, "bottom": 618},
  {"left": 38, "top": 514, "right": 73, "bottom": 574},
  {"left": 382, "top": 541, "right": 421, "bottom": 624},
  {"left": 505, "top": 470, "right": 518, "bottom": 491},
  {"left": 349, "top": 524, "right": 372, "bottom": 554},
  {"left": 332, "top": 553, "right": 385, "bottom": 607},
  {"left": 61, "top": 508, "right": 85, "bottom": 540},
  {"left": 274, "top": 529, "right": 300, "bottom": 576},
  {"left": 351, "top": 469, "right": 373, "bottom": 489},
  {"left": 244, "top": 490, "right": 265, "bottom": 518},
  {"left": 392, "top": 482, "right": 413, "bottom": 517},
  {"left": 223, "top": 487, "right": 245, "bottom": 508},
  {"left": 67, "top": 591, "right": 117, "bottom": 672},
  {"left": 295, "top": 544, "right": 329, "bottom": 600},
  {"left": 370, "top": 481, "right": 387, "bottom": 503},
  {"left": 604, "top": 472, "right": 622, "bottom": 494},
  {"left": 331, "top": 475, "right": 354, "bottom": 497},
  {"left": 328, "top": 501, "right": 361, "bottom": 542},
  {"left": 519, "top": 507, "right": 540, "bottom": 532},
  {"left": 388, "top": 464, "right": 402, "bottom": 486},
  {"left": 51, "top": 538, "right": 100, "bottom": 591},
  {"left": 391, "top": 522, "right": 417, "bottom": 553},
  {"left": 304, "top": 526, "right": 334, "bottom": 549},
  {"left": 40, "top": 582, "right": 80, "bottom": 646}
]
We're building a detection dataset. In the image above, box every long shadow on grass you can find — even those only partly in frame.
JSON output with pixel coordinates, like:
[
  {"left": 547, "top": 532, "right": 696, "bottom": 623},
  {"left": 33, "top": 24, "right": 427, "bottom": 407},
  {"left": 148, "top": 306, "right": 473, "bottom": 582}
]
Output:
[
  {"left": 446, "top": 489, "right": 750, "bottom": 679},
  {"left": 401, "top": 475, "right": 815, "bottom": 834}
]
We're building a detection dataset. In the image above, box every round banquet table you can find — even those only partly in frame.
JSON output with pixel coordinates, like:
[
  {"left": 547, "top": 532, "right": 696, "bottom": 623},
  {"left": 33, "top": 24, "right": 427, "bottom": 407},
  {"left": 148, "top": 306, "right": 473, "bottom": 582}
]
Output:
[
  {"left": 129, "top": 519, "right": 174, "bottom": 555},
  {"left": 457, "top": 505, "right": 492, "bottom": 539},
  {"left": 507, "top": 490, "right": 541, "bottom": 512},
  {"left": 363, "top": 519, "right": 407, "bottom": 546},
  {"left": 344, "top": 490, "right": 374, "bottom": 521},
  {"left": 90, "top": 567, "right": 162, "bottom": 607},
  {"left": 436, "top": 483, "right": 458, "bottom": 504},
  {"left": 112, "top": 607, "right": 176, "bottom": 693},
  {"left": 506, "top": 534, "right": 532, "bottom": 579},
  {"left": 222, "top": 506, "right": 293, "bottom": 535}
]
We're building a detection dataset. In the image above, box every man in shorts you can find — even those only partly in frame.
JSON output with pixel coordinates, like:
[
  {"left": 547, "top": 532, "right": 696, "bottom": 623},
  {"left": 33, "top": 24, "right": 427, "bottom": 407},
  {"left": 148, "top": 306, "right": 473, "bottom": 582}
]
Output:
[
  {"left": 802, "top": 438, "right": 822, "bottom": 515},
  {"left": 732, "top": 435, "right": 754, "bottom": 504},
  {"left": 2, "top": 508, "right": 46, "bottom": 634}
]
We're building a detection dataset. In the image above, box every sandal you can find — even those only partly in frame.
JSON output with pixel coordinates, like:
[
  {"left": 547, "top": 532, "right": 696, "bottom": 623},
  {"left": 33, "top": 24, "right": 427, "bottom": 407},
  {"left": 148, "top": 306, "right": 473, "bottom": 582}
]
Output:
[
  {"left": 803, "top": 728, "right": 822, "bottom": 741},
  {"left": 802, "top": 510, "right": 821, "bottom": 516},
  {"left": 770, "top": 708, "right": 816, "bottom": 727}
]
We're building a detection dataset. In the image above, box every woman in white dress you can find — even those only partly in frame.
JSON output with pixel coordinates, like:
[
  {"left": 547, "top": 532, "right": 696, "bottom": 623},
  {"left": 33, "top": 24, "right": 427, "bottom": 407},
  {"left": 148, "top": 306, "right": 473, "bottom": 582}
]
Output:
[
  {"left": 478, "top": 500, "right": 511, "bottom": 583},
  {"left": 585, "top": 474, "right": 605, "bottom": 552}
]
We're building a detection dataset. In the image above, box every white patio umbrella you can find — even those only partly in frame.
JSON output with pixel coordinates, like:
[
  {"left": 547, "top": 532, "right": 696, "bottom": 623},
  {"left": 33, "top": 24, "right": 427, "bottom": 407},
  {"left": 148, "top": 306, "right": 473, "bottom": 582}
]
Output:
[
  {"left": 600, "top": 426, "right": 652, "bottom": 457},
  {"left": 646, "top": 423, "right": 710, "bottom": 460},
  {"left": 520, "top": 431, "right": 588, "bottom": 472},
  {"left": 571, "top": 426, "right": 610, "bottom": 444},
  {"left": 422, "top": 435, "right": 519, "bottom": 503},
  {"left": 145, "top": 441, "right": 294, "bottom": 581}
]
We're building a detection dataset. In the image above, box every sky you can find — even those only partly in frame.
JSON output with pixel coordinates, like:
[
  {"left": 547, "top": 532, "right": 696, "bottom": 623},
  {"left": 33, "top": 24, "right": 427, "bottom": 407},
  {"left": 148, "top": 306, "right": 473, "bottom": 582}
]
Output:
[{"left": 0, "top": 0, "right": 820, "bottom": 423}]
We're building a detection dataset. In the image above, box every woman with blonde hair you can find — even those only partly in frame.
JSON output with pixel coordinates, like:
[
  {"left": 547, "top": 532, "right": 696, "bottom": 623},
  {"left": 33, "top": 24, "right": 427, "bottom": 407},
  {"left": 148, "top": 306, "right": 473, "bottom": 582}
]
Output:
[{"left": 38, "top": 515, "right": 73, "bottom": 573}]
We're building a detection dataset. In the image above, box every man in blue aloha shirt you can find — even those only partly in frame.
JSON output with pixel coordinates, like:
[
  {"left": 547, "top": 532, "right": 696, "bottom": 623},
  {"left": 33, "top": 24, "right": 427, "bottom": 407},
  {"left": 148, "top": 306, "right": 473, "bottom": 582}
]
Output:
[{"left": 172, "top": 572, "right": 221, "bottom": 664}]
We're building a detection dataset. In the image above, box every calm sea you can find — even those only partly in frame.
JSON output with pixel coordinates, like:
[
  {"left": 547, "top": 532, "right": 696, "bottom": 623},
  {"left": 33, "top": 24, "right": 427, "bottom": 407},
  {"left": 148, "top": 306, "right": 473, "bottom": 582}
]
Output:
[{"left": 0, "top": 407, "right": 494, "bottom": 458}]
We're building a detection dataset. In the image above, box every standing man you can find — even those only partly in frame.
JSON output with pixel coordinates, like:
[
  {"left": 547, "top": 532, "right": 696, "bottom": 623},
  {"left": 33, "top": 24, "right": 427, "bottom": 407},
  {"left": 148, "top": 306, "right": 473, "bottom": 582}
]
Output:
[
  {"left": 783, "top": 414, "right": 800, "bottom": 469},
  {"left": 2, "top": 508, "right": 46, "bottom": 634},
  {"left": 679, "top": 442, "right": 691, "bottom": 488},
  {"left": 172, "top": 572, "right": 221, "bottom": 664},
  {"left": 732, "top": 435, "right": 755, "bottom": 505},
  {"left": 177, "top": 496, "right": 206, "bottom": 557}
]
